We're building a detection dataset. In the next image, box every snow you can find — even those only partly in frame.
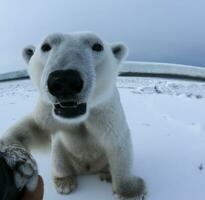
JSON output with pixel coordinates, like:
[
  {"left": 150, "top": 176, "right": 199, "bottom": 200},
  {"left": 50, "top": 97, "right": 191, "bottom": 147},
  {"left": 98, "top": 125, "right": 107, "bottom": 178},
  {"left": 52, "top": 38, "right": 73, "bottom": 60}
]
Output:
[{"left": 0, "top": 77, "right": 205, "bottom": 200}]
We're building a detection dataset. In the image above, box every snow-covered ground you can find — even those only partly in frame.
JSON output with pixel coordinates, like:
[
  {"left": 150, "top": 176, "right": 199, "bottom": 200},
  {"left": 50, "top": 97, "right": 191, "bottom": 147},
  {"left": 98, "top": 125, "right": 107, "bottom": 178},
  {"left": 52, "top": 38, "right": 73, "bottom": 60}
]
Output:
[{"left": 0, "top": 77, "right": 205, "bottom": 200}]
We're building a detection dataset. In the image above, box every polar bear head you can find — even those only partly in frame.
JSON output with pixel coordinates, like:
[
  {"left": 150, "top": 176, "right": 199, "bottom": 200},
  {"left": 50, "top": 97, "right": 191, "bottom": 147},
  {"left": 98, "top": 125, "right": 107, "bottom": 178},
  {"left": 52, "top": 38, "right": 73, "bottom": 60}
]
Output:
[{"left": 23, "top": 32, "right": 127, "bottom": 123}]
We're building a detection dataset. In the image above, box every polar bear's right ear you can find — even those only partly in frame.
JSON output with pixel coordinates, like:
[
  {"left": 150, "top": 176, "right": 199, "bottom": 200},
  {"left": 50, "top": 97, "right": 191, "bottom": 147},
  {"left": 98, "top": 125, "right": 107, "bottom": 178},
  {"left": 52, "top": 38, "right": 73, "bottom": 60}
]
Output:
[
  {"left": 22, "top": 45, "right": 36, "bottom": 63},
  {"left": 111, "top": 43, "right": 128, "bottom": 63}
]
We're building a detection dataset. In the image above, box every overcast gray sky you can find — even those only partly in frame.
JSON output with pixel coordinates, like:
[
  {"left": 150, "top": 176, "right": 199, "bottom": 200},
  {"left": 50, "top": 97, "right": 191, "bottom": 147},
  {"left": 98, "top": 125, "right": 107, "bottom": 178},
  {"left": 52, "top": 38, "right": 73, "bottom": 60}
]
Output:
[{"left": 0, "top": 0, "right": 205, "bottom": 73}]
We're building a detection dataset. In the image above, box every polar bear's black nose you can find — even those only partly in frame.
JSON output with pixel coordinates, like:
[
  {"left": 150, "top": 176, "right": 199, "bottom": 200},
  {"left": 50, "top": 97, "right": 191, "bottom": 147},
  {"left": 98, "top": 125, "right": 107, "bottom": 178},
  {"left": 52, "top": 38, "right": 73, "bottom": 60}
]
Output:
[{"left": 47, "top": 70, "right": 83, "bottom": 98}]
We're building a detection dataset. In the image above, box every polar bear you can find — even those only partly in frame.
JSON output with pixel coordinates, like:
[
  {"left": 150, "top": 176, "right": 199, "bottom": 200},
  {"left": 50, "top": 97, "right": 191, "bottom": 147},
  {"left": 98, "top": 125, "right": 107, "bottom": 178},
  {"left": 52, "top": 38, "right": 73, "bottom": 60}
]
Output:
[{"left": 0, "top": 32, "right": 146, "bottom": 199}]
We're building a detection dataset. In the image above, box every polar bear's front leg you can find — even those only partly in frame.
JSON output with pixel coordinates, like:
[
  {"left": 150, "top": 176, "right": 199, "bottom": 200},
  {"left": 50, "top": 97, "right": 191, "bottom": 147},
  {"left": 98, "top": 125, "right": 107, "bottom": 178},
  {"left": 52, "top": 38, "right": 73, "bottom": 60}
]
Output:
[
  {"left": 104, "top": 130, "right": 147, "bottom": 200},
  {"left": 51, "top": 137, "right": 77, "bottom": 195},
  {"left": 0, "top": 115, "right": 50, "bottom": 191}
]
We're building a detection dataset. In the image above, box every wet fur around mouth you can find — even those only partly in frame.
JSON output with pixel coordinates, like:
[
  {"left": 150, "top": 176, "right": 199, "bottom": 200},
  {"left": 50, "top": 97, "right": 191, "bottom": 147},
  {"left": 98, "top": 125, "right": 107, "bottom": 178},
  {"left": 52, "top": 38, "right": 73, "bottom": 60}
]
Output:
[{"left": 54, "top": 102, "right": 87, "bottom": 118}]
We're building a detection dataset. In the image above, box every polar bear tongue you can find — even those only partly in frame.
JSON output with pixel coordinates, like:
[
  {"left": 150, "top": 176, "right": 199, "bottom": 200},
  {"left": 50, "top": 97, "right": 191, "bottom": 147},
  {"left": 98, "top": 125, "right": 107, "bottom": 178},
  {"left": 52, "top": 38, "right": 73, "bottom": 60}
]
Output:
[
  {"left": 54, "top": 102, "right": 87, "bottom": 118},
  {"left": 59, "top": 101, "right": 78, "bottom": 108}
]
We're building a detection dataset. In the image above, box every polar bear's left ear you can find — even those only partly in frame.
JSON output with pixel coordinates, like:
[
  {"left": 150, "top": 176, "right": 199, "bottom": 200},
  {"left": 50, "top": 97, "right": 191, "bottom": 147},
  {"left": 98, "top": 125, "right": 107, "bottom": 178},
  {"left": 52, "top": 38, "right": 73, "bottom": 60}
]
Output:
[
  {"left": 22, "top": 45, "right": 36, "bottom": 64},
  {"left": 111, "top": 43, "right": 128, "bottom": 63}
]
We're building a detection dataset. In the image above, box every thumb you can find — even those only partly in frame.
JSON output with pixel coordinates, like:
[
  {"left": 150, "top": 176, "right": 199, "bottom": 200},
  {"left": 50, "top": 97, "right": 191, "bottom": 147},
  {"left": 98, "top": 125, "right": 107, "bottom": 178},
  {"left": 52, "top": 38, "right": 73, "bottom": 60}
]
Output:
[{"left": 20, "top": 175, "right": 44, "bottom": 200}]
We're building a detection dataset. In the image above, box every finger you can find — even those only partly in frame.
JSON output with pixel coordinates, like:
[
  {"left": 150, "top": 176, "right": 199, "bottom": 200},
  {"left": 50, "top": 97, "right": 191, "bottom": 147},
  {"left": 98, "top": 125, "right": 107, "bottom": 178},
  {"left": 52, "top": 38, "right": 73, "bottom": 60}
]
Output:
[
  {"left": 21, "top": 175, "right": 44, "bottom": 200},
  {"left": 18, "top": 161, "right": 37, "bottom": 177},
  {"left": 14, "top": 172, "right": 28, "bottom": 190},
  {"left": 26, "top": 173, "right": 39, "bottom": 192}
]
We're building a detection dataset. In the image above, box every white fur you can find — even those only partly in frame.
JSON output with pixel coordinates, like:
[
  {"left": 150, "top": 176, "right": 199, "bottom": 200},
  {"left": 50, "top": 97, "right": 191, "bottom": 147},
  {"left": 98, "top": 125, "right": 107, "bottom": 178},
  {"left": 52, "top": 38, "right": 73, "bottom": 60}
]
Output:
[{"left": 0, "top": 32, "right": 146, "bottom": 199}]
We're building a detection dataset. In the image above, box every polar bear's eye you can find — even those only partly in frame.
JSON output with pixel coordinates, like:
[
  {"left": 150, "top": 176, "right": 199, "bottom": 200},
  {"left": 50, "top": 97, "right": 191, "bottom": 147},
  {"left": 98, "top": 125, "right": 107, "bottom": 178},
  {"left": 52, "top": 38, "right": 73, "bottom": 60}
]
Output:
[
  {"left": 92, "top": 43, "right": 104, "bottom": 52},
  {"left": 41, "top": 43, "right": 52, "bottom": 52}
]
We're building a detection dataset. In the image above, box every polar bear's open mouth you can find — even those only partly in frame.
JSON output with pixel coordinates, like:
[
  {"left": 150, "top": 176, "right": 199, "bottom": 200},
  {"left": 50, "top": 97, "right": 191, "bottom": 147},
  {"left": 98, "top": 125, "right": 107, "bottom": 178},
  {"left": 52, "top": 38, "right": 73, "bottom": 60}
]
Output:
[{"left": 54, "top": 101, "right": 87, "bottom": 118}]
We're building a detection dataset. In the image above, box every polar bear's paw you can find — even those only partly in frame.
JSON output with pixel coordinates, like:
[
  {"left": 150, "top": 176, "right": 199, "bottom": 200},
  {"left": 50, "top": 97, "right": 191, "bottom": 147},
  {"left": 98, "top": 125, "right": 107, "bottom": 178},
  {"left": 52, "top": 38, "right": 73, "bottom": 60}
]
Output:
[
  {"left": 114, "top": 193, "right": 147, "bottom": 200},
  {"left": 113, "top": 176, "right": 147, "bottom": 200},
  {"left": 0, "top": 143, "right": 38, "bottom": 191},
  {"left": 54, "top": 175, "right": 77, "bottom": 195}
]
